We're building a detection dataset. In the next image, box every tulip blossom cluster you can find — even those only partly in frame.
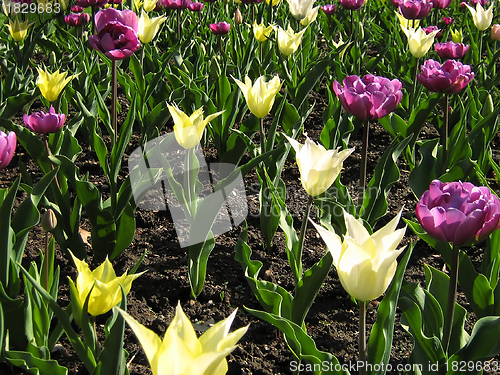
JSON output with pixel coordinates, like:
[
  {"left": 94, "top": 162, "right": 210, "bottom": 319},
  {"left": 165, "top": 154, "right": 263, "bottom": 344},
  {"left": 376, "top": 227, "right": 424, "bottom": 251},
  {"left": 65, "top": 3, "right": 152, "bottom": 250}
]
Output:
[
  {"left": 23, "top": 106, "right": 66, "bottom": 134},
  {"left": 416, "top": 180, "right": 500, "bottom": 245},
  {"left": 434, "top": 41, "right": 469, "bottom": 59},
  {"left": 417, "top": 59, "right": 474, "bottom": 94},
  {"left": 333, "top": 75, "right": 403, "bottom": 121},
  {"left": 64, "top": 12, "right": 91, "bottom": 27},
  {"left": 0, "top": 131, "right": 16, "bottom": 171}
]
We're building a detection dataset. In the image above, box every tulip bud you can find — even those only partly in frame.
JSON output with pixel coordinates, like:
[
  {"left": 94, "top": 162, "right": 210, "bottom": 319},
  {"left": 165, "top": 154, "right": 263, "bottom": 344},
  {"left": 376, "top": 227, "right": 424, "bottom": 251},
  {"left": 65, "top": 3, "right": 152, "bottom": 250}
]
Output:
[
  {"left": 492, "top": 24, "right": 500, "bottom": 40},
  {"left": 41, "top": 209, "right": 57, "bottom": 231},
  {"left": 451, "top": 29, "right": 463, "bottom": 43},
  {"left": 235, "top": 8, "right": 242, "bottom": 24}
]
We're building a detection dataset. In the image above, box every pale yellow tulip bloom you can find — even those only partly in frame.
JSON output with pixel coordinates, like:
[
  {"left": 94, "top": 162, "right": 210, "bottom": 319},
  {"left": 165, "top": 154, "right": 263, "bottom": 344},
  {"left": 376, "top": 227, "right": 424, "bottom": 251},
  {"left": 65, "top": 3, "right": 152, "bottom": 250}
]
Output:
[
  {"left": 465, "top": 2, "right": 493, "bottom": 31},
  {"left": 36, "top": 67, "right": 77, "bottom": 102},
  {"left": 311, "top": 209, "right": 406, "bottom": 302},
  {"left": 232, "top": 75, "right": 282, "bottom": 119},
  {"left": 395, "top": 11, "right": 420, "bottom": 30},
  {"left": 285, "top": 135, "right": 354, "bottom": 197},
  {"left": 287, "top": 0, "right": 315, "bottom": 21},
  {"left": 401, "top": 26, "right": 439, "bottom": 58},
  {"left": 69, "top": 252, "right": 144, "bottom": 317},
  {"left": 276, "top": 25, "right": 307, "bottom": 57},
  {"left": 138, "top": 10, "right": 166, "bottom": 43},
  {"left": 118, "top": 303, "right": 249, "bottom": 375},
  {"left": 8, "top": 17, "right": 32, "bottom": 42},
  {"left": 300, "top": 6, "right": 319, "bottom": 26},
  {"left": 167, "top": 104, "right": 224, "bottom": 149},
  {"left": 265, "top": 0, "right": 281, "bottom": 5},
  {"left": 143, "top": 0, "right": 157, "bottom": 11},
  {"left": 253, "top": 22, "right": 274, "bottom": 42}
]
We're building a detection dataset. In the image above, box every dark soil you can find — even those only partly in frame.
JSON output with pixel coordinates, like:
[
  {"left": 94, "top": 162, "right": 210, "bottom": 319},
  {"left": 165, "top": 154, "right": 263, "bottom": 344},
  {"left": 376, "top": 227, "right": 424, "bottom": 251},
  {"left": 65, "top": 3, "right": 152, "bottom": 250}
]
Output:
[{"left": 0, "top": 87, "right": 497, "bottom": 375}]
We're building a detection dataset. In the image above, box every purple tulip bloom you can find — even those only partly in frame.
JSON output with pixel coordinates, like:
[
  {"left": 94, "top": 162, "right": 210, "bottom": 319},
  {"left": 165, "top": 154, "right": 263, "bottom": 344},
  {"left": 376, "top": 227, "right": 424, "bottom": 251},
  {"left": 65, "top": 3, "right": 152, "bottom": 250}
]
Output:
[
  {"left": 423, "top": 25, "right": 443, "bottom": 37},
  {"left": 321, "top": 4, "right": 336, "bottom": 15},
  {"left": 417, "top": 59, "right": 474, "bottom": 94},
  {"left": 0, "top": 131, "right": 16, "bottom": 171},
  {"left": 209, "top": 21, "right": 231, "bottom": 35},
  {"left": 399, "top": 0, "right": 433, "bottom": 19},
  {"left": 71, "top": 5, "right": 85, "bottom": 11},
  {"left": 416, "top": 180, "right": 500, "bottom": 245},
  {"left": 240, "top": 0, "right": 263, "bottom": 3},
  {"left": 76, "top": 0, "right": 109, "bottom": 8},
  {"left": 333, "top": 75, "right": 403, "bottom": 121},
  {"left": 188, "top": 1, "right": 203, "bottom": 10},
  {"left": 23, "top": 107, "right": 66, "bottom": 134},
  {"left": 65, "top": 13, "right": 91, "bottom": 27},
  {"left": 435, "top": 42, "right": 469, "bottom": 59},
  {"left": 161, "top": 0, "right": 191, "bottom": 9},
  {"left": 339, "top": 0, "right": 365, "bottom": 10},
  {"left": 433, "top": 0, "right": 453, "bottom": 8},
  {"left": 442, "top": 16, "right": 454, "bottom": 24},
  {"left": 89, "top": 8, "right": 140, "bottom": 60}
]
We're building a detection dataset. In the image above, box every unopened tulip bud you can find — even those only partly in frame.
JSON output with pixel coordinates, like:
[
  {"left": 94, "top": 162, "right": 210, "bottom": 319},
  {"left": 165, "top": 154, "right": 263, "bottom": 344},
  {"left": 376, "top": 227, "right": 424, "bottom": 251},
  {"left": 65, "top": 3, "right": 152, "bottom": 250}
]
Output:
[
  {"left": 492, "top": 24, "right": 500, "bottom": 40},
  {"left": 451, "top": 28, "right": 463, "bottom": 43},
  {"left": 235, "top": 8, "right": 242, "bottom": 24},
  {"left": 41, "top": 209, "right": 57, "bottom": 231}
]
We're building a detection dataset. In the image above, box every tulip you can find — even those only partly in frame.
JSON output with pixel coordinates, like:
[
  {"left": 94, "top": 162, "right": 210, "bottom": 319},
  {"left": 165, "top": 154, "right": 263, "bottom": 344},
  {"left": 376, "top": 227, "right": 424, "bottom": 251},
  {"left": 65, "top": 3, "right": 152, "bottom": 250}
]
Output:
[
  {"left": 321, "top": 4, "right": 336, "bottom": 15},
  {"left": 311, "top": 209, "right": 406, "bottom": 302},
  {"left": 71, "top": 4, "right": 84, "bottom": 11},
  {"left": 118, "top": 303, "right": 249, "bottom": 375},
  {"left": 442, "top": 16, "right": 454, "bottom": 24},
  {"left": 234, "top": 7, "right": 242, "bottom": 24},
  {"left": 252, "top": 22, "right": 274, "bottom": 42},
  {"left": 401, "top": 26, "right": 439, "bottom": 58},
  {"left": 465, "top": 2, "right": 493, "bottom": 31},
  {"left": 433, "top": 0, "right": 452, "bottom": 8},
  {"left": 167, "top": 104, "right": 224, "bottom": 149},
  {"left": 451, "top": 28, "right": 463, "bottom": 42},
  {"left": 36, "top": 67, "right": 77, "bottom": 103},
  {"left": 89, "top": 8, "right": 140, "bottom": 60},
  {"left": 142, "top": 0, "right": 157, "bottom": 10},
  {"left": 76, "top": 0, "right": 108, "bottom": 7},
  {"left": 286, "top": 0, "right": 315, "bottom": 21},
  {"left": 276, "top": 25, "right": 307, "bottom": 56},
  {"left": 41, "top": 209, "right": 57, "bottom": 232},
  {"left": 8, "top": 17, "right": 32, "bottom": 41},
  {"left": 265, "top": 0, "right": 281, "bottom": 5},
  {"left": 399, "top": 0, "right": 432, "bottom": 19},
  {"left": 395, "top": 11, "right": 420, "bottom": 29},
  {"left": 417, "top": 59, "right": 474, "bottom": 94},
  {"left": 138, "top": 10, "right": 166, "bottom": 43},
  {"left": 492, "top": 24, "right": 500, "bottom": 40},
  {"left": 23, "top": 106, "right": 66, "bottom": 134},
  {"left": 333, "top": 75, "right": 403, "bottom": 121},
  {"left": 64, "top": 13, "right": 91, "bottom": 27},
  {"left": 434, "top": 41, "right": 469, "bottom": 59},
  {"left": 285, "top": 135, "right": 354, "bottom": 197},
  {"left": 241, "top": 0, "right": 263, "bottom": 3},
  {"left": 161, "top": 0, "right": 190, "bottom": 8},
  {"left": 422, "top": 25, "right": 442, "bottom": 37},
  {"left": 339, "top": 0, "right": 365, "bottom": 10},
  {"left": 232, "top": 75, "right": 282, "bottom": 119},
  {"left": 69, "top": 252, "right": 144, "bottom": 317},
  {"left": 300, "top": 6, "right": 319, "bottom": 26},
  {"left": 0, "top": 131, "right": 16, "bottom": 171},
  {"left": 188, "top": 1, "right": 203, "bottom": 10},
  {"left": 416, "top": 180, "right": 500, "bottom": 245},
  {"left": 209, "top": 21, "right": 231, "bottom": 35}
]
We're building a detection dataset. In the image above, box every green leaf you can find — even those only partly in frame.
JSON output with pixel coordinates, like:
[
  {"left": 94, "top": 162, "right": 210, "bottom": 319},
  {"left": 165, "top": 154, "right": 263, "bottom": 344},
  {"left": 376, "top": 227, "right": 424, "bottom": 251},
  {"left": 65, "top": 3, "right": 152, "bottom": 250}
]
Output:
[
  {"left": 188, "top": 236, "right": 215, "bottom": 298},
  {"left": 3, "top": 349, "right": 68, "bottom": 375}
]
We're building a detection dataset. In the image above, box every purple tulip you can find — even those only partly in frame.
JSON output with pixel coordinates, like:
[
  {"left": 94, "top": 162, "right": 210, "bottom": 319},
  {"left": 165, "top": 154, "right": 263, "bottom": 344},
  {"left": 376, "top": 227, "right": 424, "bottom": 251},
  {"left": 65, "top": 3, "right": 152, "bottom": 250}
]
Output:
[
  {"left": 0, "top": 131, "right": 16, "bottom": 171},
  {"left": 417, "top": 59, "right": 474, "bottom": 94},
  {"left": 321, "top": 4, "right": 336, "bottom": 15},
  {"left": 241, "top": 0, "right": 263, "bottom": 3},
  {"left": 161, "top": 0, "right": 191, "bottom": 9},
  {"left": 23, "top": 107, "right": 66, "bottom": 134},
  {"left": 399, "top": 0, "right": 433, "bottom": 19},
  {"left": 423, "top": 25, "right": 443, "bottom": 37},
  {"left": 71, "top": 5, "right": 85, "bottom": 11},
  {"left": 435, "top": 42, "right": 469, "bottom": 59},
  {"left": 332, "top": 75, "right": 403, "bottom": 121},
  {"left": 416, "top": 180, "right": 500, "bottom": 245},
  {"left": 188, "top": 1, "right": 203, "bottom": 10},
  {"left": 209, "top": 21, "right": 231, "bottom": 35},
  {"left": 65, "top": 13, "right": 91, "bottom": 27},
  {"left": 339, "top": 0, "right": 365, "bottom": 10},
  {"left": 89, "top": 8, "right": 140, "bottom": 60},
  {"left": 442, "top": 16, "right": 454, "bottom": 24},
  {"left": 76, "top": 0, "right": 109, "bottom": 8},
  {"left": 433, "top": 0, "right": 453, "bottom": 8}
]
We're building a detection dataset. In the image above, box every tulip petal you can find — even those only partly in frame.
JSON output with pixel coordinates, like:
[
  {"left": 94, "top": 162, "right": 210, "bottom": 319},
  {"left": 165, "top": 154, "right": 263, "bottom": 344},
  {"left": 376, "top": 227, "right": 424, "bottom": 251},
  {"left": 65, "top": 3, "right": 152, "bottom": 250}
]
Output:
[
  {"left": 344, "top": 210, "right": 371, "bottom": 244},
  {"left": 310, "top": 219, "right": 343, "bottom": 266}
]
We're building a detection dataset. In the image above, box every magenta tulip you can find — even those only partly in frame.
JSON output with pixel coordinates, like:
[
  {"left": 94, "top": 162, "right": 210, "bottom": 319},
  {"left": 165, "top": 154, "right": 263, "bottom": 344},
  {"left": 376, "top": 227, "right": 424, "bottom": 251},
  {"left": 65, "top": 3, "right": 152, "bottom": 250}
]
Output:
[
  {"left": 416, "top": 180, "right": 500, "bottom": 245},
  {"left": 0, "top": 131, "right": 16, "bottom": 171},
  {"left": 188, "top": 1, "right": 203, "bottom": 10},
  {"left": 417, "top": 59, "right": 474, "bottom": 94},
  {"left": 435, "top": 42, "right": 469, "bottom": 59},
  {"left": 23, "top": 107, "right": 66, "bottom": 134},
  {"left": 423, "top": 25, "right": 442, "bottom": 37},
  {"left": 399, "top": 0, "right": 433, "bottom": 19},
  {"left": 71, "top": 5, "right": 84, "bottom": 11},
  {"left": 442, "top": 16, "right": 454, "bottom": 24},
  {"left": 321, "top": 4, "right": 336, "bottom": 15},
  {"left": 333, "top": 75, "right": 403, "bottom": 121},
  {"left": 65, "top": 13, "right": 91, "bottom": 27},
  {"left": 89, "top": 8, "right": 140, "bottom": 60},
  {"left": 339, "top": 0, "right": 365, "bottom": 10},
  {"left": 433, "top": 0, "right": 453, "bottom": 8},
  {"left": 209, "top": 21, "right": 231, "bottom": 35},
  {"left": 76, "top": 0, "right": 108, "bottom": 8},
  {"left": 161, "top": 0, "right": 191, "bottom": 9}
]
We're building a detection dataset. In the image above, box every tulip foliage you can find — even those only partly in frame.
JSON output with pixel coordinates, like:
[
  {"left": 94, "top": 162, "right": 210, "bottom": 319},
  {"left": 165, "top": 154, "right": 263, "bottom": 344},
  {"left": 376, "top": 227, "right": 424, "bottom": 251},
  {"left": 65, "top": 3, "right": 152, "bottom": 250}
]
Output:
[{"left": 2, "top": 0, "right": 500, "bottom": 372}]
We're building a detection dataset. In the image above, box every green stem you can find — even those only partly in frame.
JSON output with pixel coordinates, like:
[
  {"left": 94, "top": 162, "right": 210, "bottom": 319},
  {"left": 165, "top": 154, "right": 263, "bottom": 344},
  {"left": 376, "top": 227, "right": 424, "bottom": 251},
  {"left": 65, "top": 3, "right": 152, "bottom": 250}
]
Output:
[
  {"left": 478, "top": 30, "right": 483, "bottom": 64},
  {"left": 350, "top": 10, "right": 354, "bottom": 40},
  {"left": 410, "top": 57, "right": 420, "bottom": 114},
  {"left": 111, "top": 60, "right": 117, "bottom": 146},
  {"left": 441, "top": 94, "right": 449, "bottom": 173},
  {"left": 90, "top": 316, "right": 101, "bottom": 357},
  {"left": 296, "top": 195, "right": 313, "bottom": 284},
  {"left": 43, "top": 231, "right": 49, "bottom": 291},
  {"left": 177, "top": 9, "right": 181, "bottom": 41},
  {"left": 359, "top": 120, "right": 369, "bottom": 209},
  {"left": 442, "top": 244, "right": 460, "bottom": 355},
  {"left": 185, "top": 148, "right": 196, "bottom": 219},
  {"left": 359, "top": 300, "right": 367, "bottom": 375},
  {"left": 260, "top": 117, "right": 265, "bottom": 154}
]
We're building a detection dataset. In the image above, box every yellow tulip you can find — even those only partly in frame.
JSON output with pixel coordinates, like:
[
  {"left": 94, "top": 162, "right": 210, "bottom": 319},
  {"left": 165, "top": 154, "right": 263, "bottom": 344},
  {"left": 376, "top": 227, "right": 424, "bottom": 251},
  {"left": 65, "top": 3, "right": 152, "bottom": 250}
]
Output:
[
  {"left": 118, "top": 303, "right": 249, "bottom": 375},
  {"left": 69, "top": 252, "right": 144, "bottom": 317},
  {"left": 8, "top": 17, "right": 32, "bottom": 42},
  {"left": 232, "top": 75, "right": 282, "bottom": 119},
  {"left": 311, "top": 209, "right": 406, "bottom": 302},
  {"left": 276, "top": 25, "right": 307, "bottom": 57},
  {"left": 138, "top": 10, "right": 167, "bottom": 44},
  {"left": 252, "top": 22, "right": 274, "bottom": 42},
  {"left": 133, "top": 0, "right": 143, "bottom": 11},
  {"left": 285, "top": 135, "right": 354, "bottom": 197},
  {"left": 167, "top": 104, "right": 224, "bottom": 149},
  {"left": 143, "top": 0, "right": 157, "bottom": 11},
  {"left": 265, "top": 0, "right": 281, "bottom": 6},
  {"left": 401, "top": 26, "right": 439, "bottom": 58},
  {"left": 451, "top": 29, "right": 463, "bottom": 43},
  {"left": 465, "top": 2, "right": 493, "bottom": 31},
  {"left": 36, "top": 67, "right": 77, "bottom": 102},
  {"left": 395, "top": 11, "right": 420, "bottom": 30},
  {"left": 300, "top": 6, "right": 319, "bottom": 26}
]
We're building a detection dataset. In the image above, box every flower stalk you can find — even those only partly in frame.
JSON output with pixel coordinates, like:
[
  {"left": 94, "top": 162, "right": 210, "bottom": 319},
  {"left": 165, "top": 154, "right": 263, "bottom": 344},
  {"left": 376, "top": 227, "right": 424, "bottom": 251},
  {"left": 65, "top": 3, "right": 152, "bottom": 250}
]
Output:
[
  {"left": 441, "top": 93, "right": 449, "bottom": 172},
  {"left": 296, "top": 195, "right": 313, "bottom": 283},
  {"left": 359, "top": 300, "right": 367, "bottom": 375},
  {"left": 112, "top": 60, "right": 117, "bottom": 146},
  {"left": 359, "top": 120, "right": 369, "bottom": 208},
  {"left": 443, "top": 244, "right": 459, "bottom": 354}
]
